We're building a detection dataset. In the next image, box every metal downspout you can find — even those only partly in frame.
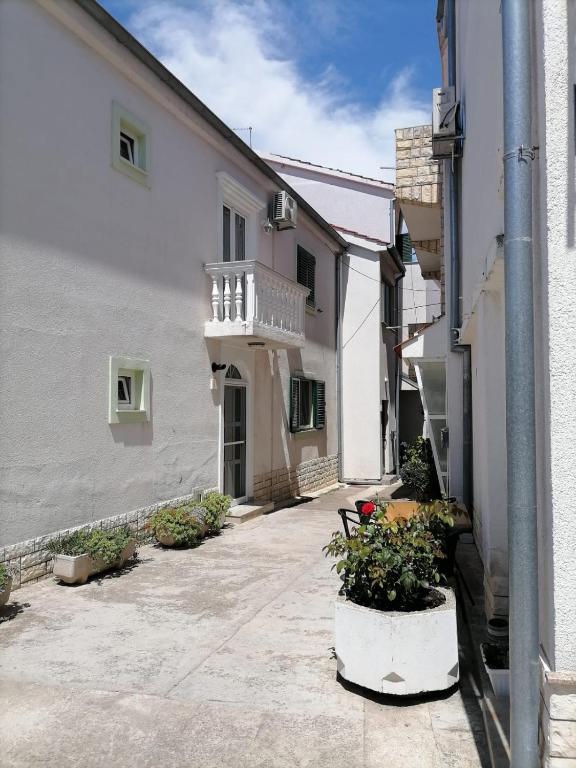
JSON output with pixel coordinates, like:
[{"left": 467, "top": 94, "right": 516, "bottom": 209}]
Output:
[
  {"left": 446, "top": 0, "right": 473, "bottom": 514},
  {"left": 501, "top": 1, "right": 540, "bottom": 765},
  {"left": 336, "top": 249, "right": 344, "bottom": 483}
]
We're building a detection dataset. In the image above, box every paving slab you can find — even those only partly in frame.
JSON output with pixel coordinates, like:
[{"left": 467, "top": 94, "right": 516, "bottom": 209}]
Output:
[{"left": 0, "top": 486, "right": 489, "bottom": 767}]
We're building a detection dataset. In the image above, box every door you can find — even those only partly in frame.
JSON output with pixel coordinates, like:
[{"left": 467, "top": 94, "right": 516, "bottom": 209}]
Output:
[
  {"left": 223, "top": 366, "right": 247, "bottom": 503},
  {"left": 223, "top": 205, "right": 246, "bottom": 320}
]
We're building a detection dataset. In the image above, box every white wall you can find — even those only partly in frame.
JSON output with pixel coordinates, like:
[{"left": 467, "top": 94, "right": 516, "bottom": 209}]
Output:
[{"left": 0, "top": 0, "right": 339, "bottom": 545}]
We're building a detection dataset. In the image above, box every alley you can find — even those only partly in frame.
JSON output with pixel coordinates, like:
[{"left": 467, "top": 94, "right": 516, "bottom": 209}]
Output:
[{"left": 0, "top": 488, "right": 489, "bottom": 768}]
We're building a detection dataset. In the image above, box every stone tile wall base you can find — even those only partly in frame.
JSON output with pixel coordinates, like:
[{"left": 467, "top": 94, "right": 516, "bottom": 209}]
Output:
[
  {"left": 253, "top": 454, "right": 339, "bottom": 503},
  {"left": 1, "top": 488, "right": 212, "bottom": 591},
  {"left": 540, "top": 662, "right": 576, "bottom": 766}
]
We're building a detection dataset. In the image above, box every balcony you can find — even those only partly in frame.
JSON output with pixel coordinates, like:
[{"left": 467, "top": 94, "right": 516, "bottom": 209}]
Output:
[{"left": 204, "top": 260, "right": 309, "bottom": 348}]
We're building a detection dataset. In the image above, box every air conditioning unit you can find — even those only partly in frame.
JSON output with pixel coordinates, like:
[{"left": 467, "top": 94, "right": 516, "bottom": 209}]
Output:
[
  {"left": 432, "top": 86, "right": 459, "bottom": 158},
  {"left": 272, "top": 191, "right": 297, "bottom": 230}
]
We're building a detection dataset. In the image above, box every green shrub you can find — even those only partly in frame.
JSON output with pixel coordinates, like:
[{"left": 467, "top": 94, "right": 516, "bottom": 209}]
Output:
[
  {"left": 148, "top": 507, "right": 204, "bottom": 547},
  {"left": 201, "top": 492, "right": 231, "bottom": 535},
  {"left": 47, "top": 526, "right": 135, "bottom": 566},
  {"left": 0, "top": 563, "right": 11, "bottom": 590},
  {"left": 324, "top": 503, "right": 453, "bottom": 612},
  {"left": 399, "top": 437, "right": 441, "bottom": 502}
]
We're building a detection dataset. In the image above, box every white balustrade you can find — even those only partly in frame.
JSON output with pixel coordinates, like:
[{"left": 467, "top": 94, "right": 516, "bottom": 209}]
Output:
[{"left": 204, "top": 260, "right": 309, "bottom": 346}]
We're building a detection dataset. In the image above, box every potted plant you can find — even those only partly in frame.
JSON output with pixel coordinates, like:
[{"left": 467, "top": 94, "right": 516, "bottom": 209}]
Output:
[
  {"left": 201, "top": 492, "right": 231, "bottom": 535},
  {"left": 481, "top": 642, "right": 509, "bottom": 697},
  {"left": 48, "top": 526, "right": 137, "bottom": 585},
  {"left": 325, "top": 503, "right": 459, "bottom": 696},
  {"left": 0, "top": 563, "right": 13, "bottom": 607},
  {"left": 148, "top": 506, "right": 206, "bottom": 547}
]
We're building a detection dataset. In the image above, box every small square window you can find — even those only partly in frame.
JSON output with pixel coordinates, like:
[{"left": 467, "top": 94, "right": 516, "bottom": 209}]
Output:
[
  {"left": 109, "top": 356, "right": 150, "bottom": 424},
  {"left": 112, "top": 102, "right": 150, "bottom": 187}
]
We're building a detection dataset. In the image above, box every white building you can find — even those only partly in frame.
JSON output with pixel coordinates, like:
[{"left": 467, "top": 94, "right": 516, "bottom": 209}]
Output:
[
  {"left": 0, "top": 0, "right": 347, "bottom": 585},
  {"left": 396, "top": 0, "right": 576, "bottom": 763},
  {"left": 260, "top": 153, "right": 403, "bottom": 481}
]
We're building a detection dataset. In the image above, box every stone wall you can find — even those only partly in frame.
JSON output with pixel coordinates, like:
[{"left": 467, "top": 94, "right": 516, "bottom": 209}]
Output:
[
  {"left": 253, "top": 455, "right": 339, "bottom": 503},
  {"left": 0, "top": 491, "right": 206, "bottom": 591},
  {"left": 540, "top": 663, "right": 576, "bottom": 766}
]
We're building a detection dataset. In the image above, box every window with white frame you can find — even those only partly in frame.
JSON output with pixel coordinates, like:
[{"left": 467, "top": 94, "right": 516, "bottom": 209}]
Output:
[
  {"left": 112, "top": 102, "right": 150, "bottom": 187},
  {"left": 217, "top": 172, "right": 266, "bottom": 263},
  {"left": 222, "top": 205, "right": 246, "bottom": 262},
  {"left": 109, "top": 356, "right": 151, "bottom": 424}
]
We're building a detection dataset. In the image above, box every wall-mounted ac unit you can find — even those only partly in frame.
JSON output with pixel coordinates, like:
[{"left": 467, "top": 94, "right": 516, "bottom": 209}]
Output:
[
  {"left": 272, "top": 191, "right": 297, "bottom": 230},
  {"left": 432, "top": 86, "right": 459, "bottom": 158}
]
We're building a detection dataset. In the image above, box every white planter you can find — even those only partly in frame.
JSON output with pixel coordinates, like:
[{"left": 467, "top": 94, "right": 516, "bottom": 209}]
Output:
[
  {"left": 53, "top": 539, "right": 137, "bottom": 585},
  {"left": 335, "top": 587, "right": 459, "bottom": 695},
  {"left": 481, "top": 645, "right": 509, "bottom": 697},
  {"left": 0, "top": 576, "right": 13, "bottom": 607}
]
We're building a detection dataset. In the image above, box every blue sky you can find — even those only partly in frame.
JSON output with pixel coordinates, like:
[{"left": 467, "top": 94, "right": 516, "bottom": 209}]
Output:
[{"left": 100, "top": 0, "right": 439, "bottom": 179}]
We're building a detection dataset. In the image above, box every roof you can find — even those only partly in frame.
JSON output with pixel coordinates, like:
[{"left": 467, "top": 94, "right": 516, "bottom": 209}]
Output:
[
  {"left": 260, "top": 152, "right": 395, "bottom": 190},
  {"left": 74, "top": 0, "right": 348, "bottom": 251},
  {"left": 332, "top": 225, "right": 390, "bottom": 247}
]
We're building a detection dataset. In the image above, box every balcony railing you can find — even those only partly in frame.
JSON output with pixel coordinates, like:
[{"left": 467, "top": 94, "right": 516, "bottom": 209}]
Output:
[{"left": 204, "top": 260, "right": 309, "bottom": 348}]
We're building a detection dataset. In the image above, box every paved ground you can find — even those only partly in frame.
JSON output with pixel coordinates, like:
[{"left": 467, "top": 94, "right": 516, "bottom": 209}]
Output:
[{"left": 0, "top": 487, "right": 490, "bottom": 767}]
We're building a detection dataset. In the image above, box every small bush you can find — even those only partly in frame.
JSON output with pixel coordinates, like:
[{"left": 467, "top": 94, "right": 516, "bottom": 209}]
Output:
[
  {"left": 324, "top": 502, "right": 453, "bottom": 612},
  {"left": 399, "top": 437, "right": 441, "bottom": 502},
  {"left": 148, "top": 507, "right": 204, "bottom": 547},
  {"left": 47, "top": 526, "right": 135, "bottom": 566},
  {"left": 0, "top": 563, "right": 11, "bottom": 590},
  {"left": 201, "top": 492, "right": 231, "bottom": 535}
]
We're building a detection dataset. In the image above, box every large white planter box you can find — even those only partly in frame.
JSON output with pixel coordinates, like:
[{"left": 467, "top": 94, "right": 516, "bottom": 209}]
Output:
[
  {"left": 53, "top": 540, "right": 136, "bottom": 585},
  {"left": 335, "top": 587, "right": 459, "bottom": 695}
]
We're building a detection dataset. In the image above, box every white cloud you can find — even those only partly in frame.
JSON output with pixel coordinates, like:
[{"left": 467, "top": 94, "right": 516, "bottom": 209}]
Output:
[{"left": 129, "top": 0, "right": 429, "bottom": 179}]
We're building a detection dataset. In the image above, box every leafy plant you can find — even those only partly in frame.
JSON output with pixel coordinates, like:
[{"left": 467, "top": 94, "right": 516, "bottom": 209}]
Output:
[
  {"left": 399, "top": 437, "right": 441, "bottom": 502},
  {"left": 201, "top": 492, "right": 231, "bottom": 535},
  {"left": 47, "top": 526, "right": 135, "bottom": 566},
  {"left": 324, "top": 503, "right": 453, "bottom": 612},
  {"left": 0, "top": 563, "right": 12, "bottom": 590},
  {"left": 148, "top": 507, "right": 204, "bottom": 547}
]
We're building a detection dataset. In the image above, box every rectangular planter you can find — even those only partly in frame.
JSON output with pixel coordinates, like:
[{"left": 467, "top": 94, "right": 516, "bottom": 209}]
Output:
[
  {"left": 0, "top": 576, "right": 13, "bottom": 607},
  {"left": 481, "top": 644, "right": 510, "bottom": 697},
  {"left": 53, "top": 539, "right": 136, "bottom": 585}
]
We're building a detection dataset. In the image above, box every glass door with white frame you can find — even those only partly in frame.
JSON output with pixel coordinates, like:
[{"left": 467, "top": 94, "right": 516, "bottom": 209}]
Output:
[
  {"left": 223, "top": 365, "right": 247, "bottom": 503},
  {"left": 222, "top": 205, "right": 246, "bottom": 320}
]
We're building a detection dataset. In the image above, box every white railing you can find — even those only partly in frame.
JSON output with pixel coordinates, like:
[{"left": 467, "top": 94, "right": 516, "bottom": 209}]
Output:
[{"left": 204, "top": 260, "right": 309, "bottom": 345}]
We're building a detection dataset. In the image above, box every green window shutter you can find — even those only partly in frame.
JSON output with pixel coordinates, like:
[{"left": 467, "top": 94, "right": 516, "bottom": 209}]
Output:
[
  {"left": 314, "top": 380, "right": 326, "bottom": 429},
  {"left": 297, "top": 246, "right": 316, "bottom": 307},
  {"left": 290, "top": 377, "right": 301, "bottom": 432},
  {"left": 397, "top": 233, "right": 414, "bottom": 264}
]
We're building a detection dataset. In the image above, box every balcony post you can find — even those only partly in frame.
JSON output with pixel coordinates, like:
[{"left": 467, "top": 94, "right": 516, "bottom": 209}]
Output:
[
  {"left": 223, "top": 273, "right": 231, "bottom": 322},
  {"left": 211, "top": 275, "right": 220, "bottom": 322},
  {"left": 234, "top": 272, "right": 244, "bottom": 322}
]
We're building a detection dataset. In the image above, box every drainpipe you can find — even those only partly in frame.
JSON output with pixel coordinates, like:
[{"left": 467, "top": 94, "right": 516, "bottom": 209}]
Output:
[
  {"left": 446, "top": 0, "right": 473, "bottom": 514},
  {"left": 335, "top": 248, "right": 345, "bottom": 483},
  {"left": 501, "top": 1, "right": 539, "bottom": 765}
]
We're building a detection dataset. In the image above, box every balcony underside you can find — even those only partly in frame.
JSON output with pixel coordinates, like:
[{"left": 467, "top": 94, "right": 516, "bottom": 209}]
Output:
[{"left": 204, "top": 319, "right": 305, "bottom": 349}]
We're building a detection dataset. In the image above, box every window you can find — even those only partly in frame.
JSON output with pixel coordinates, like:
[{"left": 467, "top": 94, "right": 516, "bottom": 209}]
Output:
[
  {"left": 397, "top": 233, "right": 417, "bottom": 264},
  {"left": 382, "top": 281, "right": 396, "bottom": 327},
  {"left": 108, "top": 356, "right": 150, "bottom": 424},
  {"left": 290, "top": 377, "right": 326, "bottom": 432},
  {"left": 222, "top": 205, "right": 246, "bottom": 262},
  {"left": 112, "top": 102, "right": 150, "bottom": 187},
  {"left": 297, "top": 246, "right": 316, "bottom": 308},
  {"left": 117, "top": 375, "right": 132, "bottom": 409}
]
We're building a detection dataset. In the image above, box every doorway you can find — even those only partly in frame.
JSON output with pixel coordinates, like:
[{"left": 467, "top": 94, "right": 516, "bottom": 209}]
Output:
[{"left": 223, "top": 364, "right": 247, "bottom": 503}]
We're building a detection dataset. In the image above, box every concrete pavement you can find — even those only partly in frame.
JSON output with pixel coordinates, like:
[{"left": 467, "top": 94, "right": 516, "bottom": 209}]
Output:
[{"left": 0, "top": 487, "right": 489, "bottom": 767}]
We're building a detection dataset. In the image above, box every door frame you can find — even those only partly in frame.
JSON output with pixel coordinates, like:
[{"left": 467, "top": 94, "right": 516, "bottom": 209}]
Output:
[{"left": 219, "top": 363, "right": 252, "bottom": 506}]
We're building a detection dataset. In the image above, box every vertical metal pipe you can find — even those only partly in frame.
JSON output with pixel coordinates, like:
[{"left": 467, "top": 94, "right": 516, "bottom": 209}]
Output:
[{"left": 501, "top": 1, "right": 540, "bottom": 766}]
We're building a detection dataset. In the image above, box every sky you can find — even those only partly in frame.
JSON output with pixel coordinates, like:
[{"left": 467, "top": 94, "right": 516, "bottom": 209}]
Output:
[{"left": 100, "top": 0, "right": 440, "bottom": 180}]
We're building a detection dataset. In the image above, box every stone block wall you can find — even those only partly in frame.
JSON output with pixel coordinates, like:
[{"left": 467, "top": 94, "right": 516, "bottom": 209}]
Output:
[
  {"left": 0, "top": 490, "right": 205, "bottom": 591},
  {"left": 253, "top": 455, "right": 339, "bottom": 503},
  {"left": 540, "top": 664, "right": 576, "bottom": 766}
]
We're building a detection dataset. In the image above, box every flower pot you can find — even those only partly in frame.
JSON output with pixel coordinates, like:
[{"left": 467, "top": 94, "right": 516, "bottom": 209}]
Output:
[
  {"left": 481, "top": 644, "right": 509, "bottom": 697},
  {"left": 0, "top": 576, "right": 13, "bottom": 607},
  {"left": 53, "top": 539, "right": 136, "bottom": 585},
  {"left": 155, "top": 531, "right": 176, "bottom": 547},
  {"left": 335, "top": 587, "right": 459, "bottom": 695},
  {"left": 53, "top": 553, "right": 92, "bottom": 585}
]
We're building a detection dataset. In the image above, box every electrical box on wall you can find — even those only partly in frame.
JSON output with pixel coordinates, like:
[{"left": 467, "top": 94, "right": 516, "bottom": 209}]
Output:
[{"left": 432, "top": 86, "right": 460, "bottom": 158}]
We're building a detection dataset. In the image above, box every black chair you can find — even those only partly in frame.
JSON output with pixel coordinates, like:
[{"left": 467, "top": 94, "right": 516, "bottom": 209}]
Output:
[{"left": 337, "top": 504, "right": 374, "bottom": 538}]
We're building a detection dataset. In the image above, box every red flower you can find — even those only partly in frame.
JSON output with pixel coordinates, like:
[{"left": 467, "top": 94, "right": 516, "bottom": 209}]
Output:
[{"left": 361, "top": 501, "right": 376, "bottom": 516}]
